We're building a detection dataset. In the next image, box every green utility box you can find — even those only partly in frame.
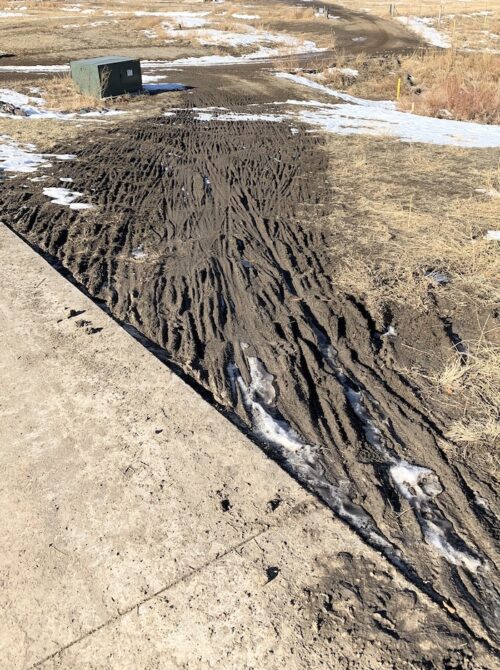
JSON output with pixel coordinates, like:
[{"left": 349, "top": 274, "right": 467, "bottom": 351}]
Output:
[{"left": 70, "top": 56, "right": 142, "bottom": 99}]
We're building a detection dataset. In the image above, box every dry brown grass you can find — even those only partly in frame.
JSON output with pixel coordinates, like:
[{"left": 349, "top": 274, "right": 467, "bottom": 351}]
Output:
[
  {"left": 425, "top": 332, "right": 499, "bottom": 456},
  {"left": 300, "top": 48, "right": 499, "bottom": 122},
  {"left": 399, "top": 50, "right": 500, "bottom": 123},
  {"left": 42, "top": 74, "right": 107, "bottom": 112},
  {"left": 323, "top": 135, "right": 499, "bottom": 450}
]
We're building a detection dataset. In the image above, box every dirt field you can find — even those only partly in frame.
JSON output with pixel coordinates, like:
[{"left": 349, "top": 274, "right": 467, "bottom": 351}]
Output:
[{"left": 0, "top": 0, "right": 499, "bottom": 667}]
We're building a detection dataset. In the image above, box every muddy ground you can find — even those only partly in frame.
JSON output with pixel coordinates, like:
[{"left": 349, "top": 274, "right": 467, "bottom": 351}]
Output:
[{"left": 0, "top": 0, "right": 499, "bottom": 667}]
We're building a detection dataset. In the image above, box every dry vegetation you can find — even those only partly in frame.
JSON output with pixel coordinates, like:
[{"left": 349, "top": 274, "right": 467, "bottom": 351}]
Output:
[
  {"left": 399, "top": 50, "right": 500, "bottom": 123},
  {"left": 42, "top": 74, "right": 107, "bottom": 112},
  {"left": 323, "top": 135, "right": 499, "bottom": 452},
  {"left": 304, "top": 47, "right": 500, "bottom": 123}
]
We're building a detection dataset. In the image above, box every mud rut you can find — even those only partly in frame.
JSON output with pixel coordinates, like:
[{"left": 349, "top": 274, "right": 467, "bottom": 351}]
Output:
[{"left": 2, "top": 108, "right": 499, "bottom": 656}]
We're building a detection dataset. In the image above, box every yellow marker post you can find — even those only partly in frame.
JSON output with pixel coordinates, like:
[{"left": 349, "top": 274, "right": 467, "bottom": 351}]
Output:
[{"left": 396, "top": 77, "right": 402, "bottom": 100}]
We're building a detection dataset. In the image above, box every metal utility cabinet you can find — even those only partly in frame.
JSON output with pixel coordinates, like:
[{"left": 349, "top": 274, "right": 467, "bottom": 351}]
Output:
[{"left": 70, "top": 56, "right": 142, "bottom": 99}]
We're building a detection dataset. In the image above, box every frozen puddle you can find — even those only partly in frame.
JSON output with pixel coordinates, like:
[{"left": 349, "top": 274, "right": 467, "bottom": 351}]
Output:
[{"left": 43, "top": 187, "right": 94, "bottom": 210}]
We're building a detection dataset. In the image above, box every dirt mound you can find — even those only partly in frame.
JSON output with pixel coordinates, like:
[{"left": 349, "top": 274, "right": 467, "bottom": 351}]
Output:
[{"left": 2, "top": 107, "right": 499, "bottom": 661}]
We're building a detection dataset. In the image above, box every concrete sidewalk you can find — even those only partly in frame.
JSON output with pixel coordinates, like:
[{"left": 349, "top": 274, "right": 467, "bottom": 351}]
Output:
[{"left": 0, "top": 224, "right": 468, "bottom": 669}]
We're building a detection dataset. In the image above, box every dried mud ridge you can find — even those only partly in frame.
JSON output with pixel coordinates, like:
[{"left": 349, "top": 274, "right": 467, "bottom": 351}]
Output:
[{"left": 2, "top": 109, "right": 499, "bottom": 665}]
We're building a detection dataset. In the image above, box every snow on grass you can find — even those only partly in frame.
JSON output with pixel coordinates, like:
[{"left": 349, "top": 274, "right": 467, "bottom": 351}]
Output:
[
  {"left": 143, "top": 38, "right": 324, "bottom": 70},
  {"left": 0, "top": 64, "right": 70, "bottom": 73},
  {"left": 43, "top": 187, "right": 94, "bottom": 210},
  {"left": 142, "top": 10, "right": 208, "bottom": 27},
  {"left": 233, "top": 14, "right": 261, "bottom": 20},
  {"left": 0, "top": 136, "right": 74, "bottom": 174},
  {"left": 397, "top": 16, "right": 450, "bottom": 48},
  {"left": 0, "top": 86, "right": 126, "bottom": 120},
  {"left": 162, "top": 22, "right": 322, "bottom": 53},
  {"left": 0, "top": 87, "right": 44, "bottom": 109},
  {"left": 276, "top": 73, "right": 500, "bottom": 148},
  {"left": 0, "top": 137, "right": 50, "bottom": 173}
]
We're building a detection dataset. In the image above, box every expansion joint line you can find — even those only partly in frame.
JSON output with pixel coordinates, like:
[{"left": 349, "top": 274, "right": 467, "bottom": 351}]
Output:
[{"left": 29, "top": 501, "right": 315, "bottom": 668}]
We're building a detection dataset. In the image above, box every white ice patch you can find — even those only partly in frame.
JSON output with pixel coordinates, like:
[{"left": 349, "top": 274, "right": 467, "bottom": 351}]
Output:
[
  {"left": 0, "top": 64, "right": 70, "bottom": 73},
  {"left": 228, "top": 355, "right": 394, "bottom": 554},
  {"left": 0, "top": 136, "right": 50, "bottom": 173},
  {"left": 390, "top": 462, "right": 481, "bottom": 571},
  {"left": 233, "top": 13, "right": 261, "bottom": 19},
  {"left": 484, "top": 230, "right": 500, "bottom": 241},
  {"left": 397, "top": 16, "right": 451, "bottom": 48},
  {"left": 193, "top": 110, "right": 286, "bottom": 123},
  {"left": 43, "top": 187, "right": 94, "bottom": 210},
  {"left": 131, "top": 246, "right": 147, "bottom": 260}
]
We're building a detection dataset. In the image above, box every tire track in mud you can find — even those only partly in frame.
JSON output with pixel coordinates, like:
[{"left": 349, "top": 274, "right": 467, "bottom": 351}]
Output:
[{"left": 2, "top": 110, "right": 499, "bottom": 656}]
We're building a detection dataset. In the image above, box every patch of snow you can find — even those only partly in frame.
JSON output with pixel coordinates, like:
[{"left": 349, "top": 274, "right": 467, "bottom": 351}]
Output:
[
  {"left": 0, "top": 64, "right": 70, "bottom": 73},
  {"left": 484, "top": 230, "right": 500, "bottom": 241},
  {"left": 275, "top": 73, "right": 500, "bottom": 148},
  {"left": 233, "top": 13, "right": 260, "bottom": 19},
  {"left": 382, "top": 325, "right": 397, "bottom": 337},
  {"left": 398, "top": 16, "right": 450, "bottom": 48},
  {"left": 0, "top": 86, "right": 125, "bottom": 120},
  {"left": 163, "top": 23, "right": 321, "bottom": 52},
  {"left": 193, "top": 110, "right": 286, "bottom": 123},
  {"left": 43, "top": 187, "right": 93, "bottom": 210},
  {"left": 0, "top": 136, "right": 50, "bottom": 173},
  {"left": 314, "top": 325, "right": 483, "bottom": 573},
  {"left": 390, "top": 462, "right": 481, "bottom": 571},
  {"left": 228, "top": 356, "right": 395, "bottom": 554},
  {"left": 131, "top": 245, "right": 147, "bottom": 259},
  {"left": 142, "top": 10, "right": 208, "bottom": 27},
  {"left": 143, "top": 37, "right": 324, "bottom": 69}
]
